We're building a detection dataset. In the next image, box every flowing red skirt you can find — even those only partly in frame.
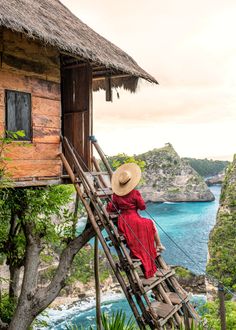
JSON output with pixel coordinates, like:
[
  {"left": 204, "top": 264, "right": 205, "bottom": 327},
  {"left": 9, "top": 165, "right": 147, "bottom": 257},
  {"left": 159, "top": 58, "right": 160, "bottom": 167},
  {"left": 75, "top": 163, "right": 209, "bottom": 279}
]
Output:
[{"left": 118, "top": 210, "right": 157, "bottom": 278}]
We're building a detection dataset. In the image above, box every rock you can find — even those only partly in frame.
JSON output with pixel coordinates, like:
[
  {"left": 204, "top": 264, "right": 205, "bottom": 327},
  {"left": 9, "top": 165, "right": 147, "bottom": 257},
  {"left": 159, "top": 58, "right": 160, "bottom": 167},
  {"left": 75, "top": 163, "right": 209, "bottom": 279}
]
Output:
[
  {"left": 78, "top": 293, "right": 86, "bottom": 299},
  {"left": 173, "top": 266, "right": 206, "bottom": 294},
  {"left": 138, "top": 144, "right": 215, "bottom": 202},
  {"left": 205, "top": 172, "right": 225, "bottom": 186}
]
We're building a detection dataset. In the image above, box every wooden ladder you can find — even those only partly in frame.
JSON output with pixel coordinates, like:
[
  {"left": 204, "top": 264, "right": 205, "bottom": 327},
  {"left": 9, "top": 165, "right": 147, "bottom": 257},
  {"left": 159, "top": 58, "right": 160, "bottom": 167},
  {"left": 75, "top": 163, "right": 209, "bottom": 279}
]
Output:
[{"left": 60, "top": 136, "right": 201, "bottom": 330}]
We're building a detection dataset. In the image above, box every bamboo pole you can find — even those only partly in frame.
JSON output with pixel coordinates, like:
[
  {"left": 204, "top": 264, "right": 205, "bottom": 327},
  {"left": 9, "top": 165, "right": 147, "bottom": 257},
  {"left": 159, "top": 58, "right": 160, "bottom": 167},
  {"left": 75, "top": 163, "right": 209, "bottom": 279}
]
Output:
[
  {"left": 91, "top": 140, "right": 113, "bottom": 178},
  {"left": 94, "top": 235, "right": 102, "bottom": 330}
]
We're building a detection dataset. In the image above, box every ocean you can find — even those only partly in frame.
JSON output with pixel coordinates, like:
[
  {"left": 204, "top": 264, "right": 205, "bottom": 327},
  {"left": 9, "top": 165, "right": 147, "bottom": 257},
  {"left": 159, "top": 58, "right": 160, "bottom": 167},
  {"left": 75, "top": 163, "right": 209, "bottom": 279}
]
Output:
[{"left": 39, "top": 185, "right": 221, "bottom": 330}]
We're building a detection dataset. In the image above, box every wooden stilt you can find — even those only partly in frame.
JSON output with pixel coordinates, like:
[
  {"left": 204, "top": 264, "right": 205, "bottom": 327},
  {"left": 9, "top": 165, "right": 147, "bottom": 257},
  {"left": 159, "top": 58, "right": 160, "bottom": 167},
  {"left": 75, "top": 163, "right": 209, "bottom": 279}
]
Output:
[{"left": 94, "top": 235, "right": 102, "bottom": 330}]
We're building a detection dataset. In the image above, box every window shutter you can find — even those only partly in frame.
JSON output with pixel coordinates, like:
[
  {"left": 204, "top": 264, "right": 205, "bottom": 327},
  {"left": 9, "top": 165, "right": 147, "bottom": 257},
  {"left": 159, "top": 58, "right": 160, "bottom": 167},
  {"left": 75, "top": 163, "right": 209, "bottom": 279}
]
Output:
[{"left": 6, "top": 90, "right": 31, "bottom": 141}]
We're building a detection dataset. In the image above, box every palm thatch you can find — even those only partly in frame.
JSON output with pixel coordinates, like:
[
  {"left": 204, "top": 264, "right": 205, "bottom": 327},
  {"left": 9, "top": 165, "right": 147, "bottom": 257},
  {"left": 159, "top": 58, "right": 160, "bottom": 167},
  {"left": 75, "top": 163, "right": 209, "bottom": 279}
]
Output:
[{"left": 0, "top": 0, "right": 157, "bottom": 91}]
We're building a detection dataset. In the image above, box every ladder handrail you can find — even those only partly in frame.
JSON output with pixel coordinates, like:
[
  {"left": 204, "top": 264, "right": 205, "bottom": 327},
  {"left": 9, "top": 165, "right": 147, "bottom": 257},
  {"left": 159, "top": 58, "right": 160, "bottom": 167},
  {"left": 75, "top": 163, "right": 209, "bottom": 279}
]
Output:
[{"left": 61, "top": 136, "right": 201, "bottom": 329}]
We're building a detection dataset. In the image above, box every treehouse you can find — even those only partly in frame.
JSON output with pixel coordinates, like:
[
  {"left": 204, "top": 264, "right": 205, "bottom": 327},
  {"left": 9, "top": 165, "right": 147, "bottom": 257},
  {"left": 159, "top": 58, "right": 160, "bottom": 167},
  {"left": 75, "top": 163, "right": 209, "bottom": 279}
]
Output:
[
  {"left": 0, "top": 1, "right": 201, "bottom": 329},
  {"left": 0, "top": 0, "right": 157, "bottom": 187}
]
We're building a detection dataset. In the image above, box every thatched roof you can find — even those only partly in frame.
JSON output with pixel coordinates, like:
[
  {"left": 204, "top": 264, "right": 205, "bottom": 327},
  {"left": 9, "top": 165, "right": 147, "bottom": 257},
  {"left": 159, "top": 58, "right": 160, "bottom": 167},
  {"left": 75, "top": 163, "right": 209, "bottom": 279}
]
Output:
[{"left": 0, "top": 0, "right": 157, "bottom": 88}]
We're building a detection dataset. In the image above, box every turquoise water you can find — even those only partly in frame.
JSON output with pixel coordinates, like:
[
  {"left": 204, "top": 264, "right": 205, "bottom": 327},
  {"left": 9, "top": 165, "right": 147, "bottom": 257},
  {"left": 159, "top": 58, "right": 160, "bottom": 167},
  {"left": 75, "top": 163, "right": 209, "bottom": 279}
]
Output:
[
  {"left": 144, "top": 185, "right": 221, "bottom": 274},
  {"left": 43, "top": 185, "right": 221, "bottom": 329}
]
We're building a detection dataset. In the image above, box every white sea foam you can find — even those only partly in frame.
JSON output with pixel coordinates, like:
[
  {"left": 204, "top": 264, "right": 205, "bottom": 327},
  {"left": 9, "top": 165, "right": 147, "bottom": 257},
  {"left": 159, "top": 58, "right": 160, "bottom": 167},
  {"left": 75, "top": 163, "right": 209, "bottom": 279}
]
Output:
[
  {"left": 163, "top": 201, "right": 178, "bottom": 204},
  {"left": 36, "top": 292, "right": 125, "bottom": 329}
]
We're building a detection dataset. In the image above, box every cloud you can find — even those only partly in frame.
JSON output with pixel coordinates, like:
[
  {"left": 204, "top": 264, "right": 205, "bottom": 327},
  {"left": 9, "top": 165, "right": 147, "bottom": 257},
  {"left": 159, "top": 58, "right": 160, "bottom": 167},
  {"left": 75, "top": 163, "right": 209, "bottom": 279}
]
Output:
[{"left": 62, "top": 0, "right": 236, "bottom": 160}]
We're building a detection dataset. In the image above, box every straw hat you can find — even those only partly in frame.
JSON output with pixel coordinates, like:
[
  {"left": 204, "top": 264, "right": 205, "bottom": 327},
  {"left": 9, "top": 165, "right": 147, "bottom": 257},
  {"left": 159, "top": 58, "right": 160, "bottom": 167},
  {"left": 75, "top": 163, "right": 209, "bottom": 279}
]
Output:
[{"left": 111, "top": 163, "right": 141, "bottom": 196}]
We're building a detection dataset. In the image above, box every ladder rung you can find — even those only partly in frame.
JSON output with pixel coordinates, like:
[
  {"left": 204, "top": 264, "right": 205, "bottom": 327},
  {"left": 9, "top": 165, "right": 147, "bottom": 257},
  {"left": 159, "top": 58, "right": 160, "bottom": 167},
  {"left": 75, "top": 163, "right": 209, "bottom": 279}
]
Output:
[
  {"left": 141, "top": 269, "right": 174, "bottom": 292},
  {"left": 109, "top": 213, "right": 119, "bottom": 219},
  {"left": 95, "top": 189, "right": 113, "bottom": 197},
  {"left": 166, "top": 292, "right": 188, "bottom": 305},
  {"left": 119, "top": 235, "right": 126, "bottom": 242},
  {"left": 132, "top": 258, "right": 142, "bottom": 269},
  {"left": 149, "top": 301, "right": 175, "bottom": 319},
  {"left": 90, "top": 171, "right": 109, "bottom": 176}
]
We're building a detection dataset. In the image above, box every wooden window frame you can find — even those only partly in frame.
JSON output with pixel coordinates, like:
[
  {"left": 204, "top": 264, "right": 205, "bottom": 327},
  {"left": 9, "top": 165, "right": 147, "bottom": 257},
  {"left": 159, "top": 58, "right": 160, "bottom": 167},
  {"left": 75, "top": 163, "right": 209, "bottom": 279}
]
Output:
[{"left": 5, "top": 90, "right": 32, "bottom": 141}]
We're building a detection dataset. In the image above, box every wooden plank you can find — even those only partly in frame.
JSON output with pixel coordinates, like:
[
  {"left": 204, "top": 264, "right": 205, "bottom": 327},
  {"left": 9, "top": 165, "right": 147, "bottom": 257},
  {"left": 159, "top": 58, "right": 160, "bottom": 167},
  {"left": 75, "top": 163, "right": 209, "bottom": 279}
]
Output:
[
  {"left": 31, "top": 77, "right": 60, "bottom": 100},
  {"left": 14, "top": 178, "right": 62, "bottom": 187},
  {"left": 166, "top": 292, "right": 188, "bottom": 305},
  {"left": 0, "top": 89, "right": 4, "bottom": 106},
  {"left": 141, "top": 270, "right": 173, "bottom": 293},
  {"left": 32, "top": 114, "right": 60, "bottom": 129},
  {"left": 4, "top": 143, "right": 60, "bottom": 160},
  {"left": 62, "top": 64, "right": 92, "bottom": 170},
  {"left": 150, "top": 301, "right": 175, "bottom": 319},
  {"left": 0, "top": 121, "right": 4, "bottom": 134},
  {"left": 141, "top": 269, "right": 171, "bottom": 285},
  {"left": 6, "top": 159, "right": 61, "bottom": 178},
  {"left": 32, "top": 96, "right": 61, "bottom": 117},
  {"left": 2, "top": 29, "right": 60, "bottom": 82},
  {"left": 33, "top": 127, "right": 60, "bottom": 143},
  {"left": 0, "top": 70, "right": 60, "bottom": 100}
]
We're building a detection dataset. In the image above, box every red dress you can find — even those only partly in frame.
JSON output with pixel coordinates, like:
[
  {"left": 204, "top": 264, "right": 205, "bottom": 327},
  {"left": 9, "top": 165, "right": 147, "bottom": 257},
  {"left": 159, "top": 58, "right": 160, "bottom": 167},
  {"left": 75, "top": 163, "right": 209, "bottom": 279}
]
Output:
[{"left": 107, "top": 189, "right": 157, "bottom": 278}]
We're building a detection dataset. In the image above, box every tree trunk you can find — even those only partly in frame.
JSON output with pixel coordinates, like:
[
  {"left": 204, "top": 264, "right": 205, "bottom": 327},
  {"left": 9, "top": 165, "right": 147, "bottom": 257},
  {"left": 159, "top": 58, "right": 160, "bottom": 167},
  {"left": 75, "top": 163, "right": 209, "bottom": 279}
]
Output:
[
  {"left": 9, "top": 266, "right": 21, "bottom": 301},
  {"left": 8, "top": 232, "right": 41, "bottom": 330},
  {"left": 8, "top": 224, "right": 95, "bottom": 330}
]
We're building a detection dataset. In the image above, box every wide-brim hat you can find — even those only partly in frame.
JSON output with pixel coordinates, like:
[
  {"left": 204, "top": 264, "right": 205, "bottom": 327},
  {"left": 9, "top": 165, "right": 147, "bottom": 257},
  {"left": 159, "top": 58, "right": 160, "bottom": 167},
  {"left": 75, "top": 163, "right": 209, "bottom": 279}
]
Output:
[{"left": 111, "top": 163, "right": 141, "bottom": 196}]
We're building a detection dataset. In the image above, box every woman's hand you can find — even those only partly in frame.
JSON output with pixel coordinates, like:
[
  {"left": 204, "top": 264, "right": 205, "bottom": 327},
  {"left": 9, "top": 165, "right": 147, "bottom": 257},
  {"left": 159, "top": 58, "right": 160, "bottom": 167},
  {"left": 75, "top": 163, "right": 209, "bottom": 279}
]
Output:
[{"left": 156, "top": 244, "right": 166, "bottom": 252}]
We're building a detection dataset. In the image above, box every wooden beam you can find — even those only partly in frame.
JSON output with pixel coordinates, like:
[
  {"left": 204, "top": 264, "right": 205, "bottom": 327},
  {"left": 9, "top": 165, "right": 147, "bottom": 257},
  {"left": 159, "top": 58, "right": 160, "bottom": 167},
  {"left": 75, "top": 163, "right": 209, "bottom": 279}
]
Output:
[
  {"left": 93, "top": 74, "right": 132, "bottom": 81},
  {"left": 105, "top": 77, "right": 112, "bottom": 102},
  {"left": 62, "top": 62, "right": 88, "bottom": 70}
]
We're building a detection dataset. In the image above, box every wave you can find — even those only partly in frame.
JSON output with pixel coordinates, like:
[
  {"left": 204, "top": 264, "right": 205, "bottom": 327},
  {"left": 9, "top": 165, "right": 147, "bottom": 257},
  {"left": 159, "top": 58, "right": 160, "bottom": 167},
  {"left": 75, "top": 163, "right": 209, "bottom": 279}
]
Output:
[
  {"left": 36, "top": 292, "right": 125, "bottom": 329},
  {"left": 163, "top": 201, "right": 179, "bottom": 204}
]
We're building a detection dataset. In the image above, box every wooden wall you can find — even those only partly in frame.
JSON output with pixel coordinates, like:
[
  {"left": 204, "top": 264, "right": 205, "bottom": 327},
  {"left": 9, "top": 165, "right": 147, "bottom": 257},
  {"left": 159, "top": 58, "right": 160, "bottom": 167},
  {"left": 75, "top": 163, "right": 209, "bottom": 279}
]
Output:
[{"left": 0, "top": 28, "right": 62, "bottom": 184}]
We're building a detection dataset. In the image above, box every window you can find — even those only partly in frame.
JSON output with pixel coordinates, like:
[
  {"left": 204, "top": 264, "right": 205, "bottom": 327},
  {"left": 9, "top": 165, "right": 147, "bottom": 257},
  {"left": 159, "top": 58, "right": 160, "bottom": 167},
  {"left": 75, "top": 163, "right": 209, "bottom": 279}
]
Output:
[{"left": 6, "top": 90, "right": 31, "bottom": 141}]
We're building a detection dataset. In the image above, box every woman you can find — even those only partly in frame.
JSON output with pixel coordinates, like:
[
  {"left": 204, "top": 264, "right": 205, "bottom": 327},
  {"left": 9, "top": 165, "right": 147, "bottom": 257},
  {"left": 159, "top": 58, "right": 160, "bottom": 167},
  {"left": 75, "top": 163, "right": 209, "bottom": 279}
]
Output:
[{"left": 107, "top": 163, "right": 165, "bottom": 279}]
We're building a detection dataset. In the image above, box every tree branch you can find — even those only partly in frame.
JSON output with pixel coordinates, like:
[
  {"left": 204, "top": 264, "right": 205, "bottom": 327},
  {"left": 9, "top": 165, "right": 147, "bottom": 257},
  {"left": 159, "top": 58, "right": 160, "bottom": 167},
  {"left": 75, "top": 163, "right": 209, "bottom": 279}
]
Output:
[
  {"left": 0, "top": 318, "right": 8, "bottom": 330},
  {"left": 35, "top": 224, "right": 95, "bottom": 312}
]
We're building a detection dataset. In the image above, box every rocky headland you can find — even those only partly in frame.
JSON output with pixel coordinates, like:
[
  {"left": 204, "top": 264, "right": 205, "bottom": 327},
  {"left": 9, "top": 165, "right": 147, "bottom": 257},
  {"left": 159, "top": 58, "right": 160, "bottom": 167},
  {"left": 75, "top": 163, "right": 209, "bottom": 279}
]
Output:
[
  {"left": 205, "top": 172, "right": 225, "bottom": 186},
  {"left": 207, "top": 154, "right": 236, "bottom": 289},
  {"left": 138, "top": 143, "right": 215, "bottom": 202}
]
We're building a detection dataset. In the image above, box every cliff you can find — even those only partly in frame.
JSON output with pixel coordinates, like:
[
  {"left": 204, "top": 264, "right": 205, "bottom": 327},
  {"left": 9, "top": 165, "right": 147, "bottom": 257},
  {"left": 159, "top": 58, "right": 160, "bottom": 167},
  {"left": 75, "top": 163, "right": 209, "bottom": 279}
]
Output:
[
  {"left": 207, "top": 155, "right": 236, "bottom": 288},
  {"left": 138, "top": 144, "right": 215, "bottom": 202}
]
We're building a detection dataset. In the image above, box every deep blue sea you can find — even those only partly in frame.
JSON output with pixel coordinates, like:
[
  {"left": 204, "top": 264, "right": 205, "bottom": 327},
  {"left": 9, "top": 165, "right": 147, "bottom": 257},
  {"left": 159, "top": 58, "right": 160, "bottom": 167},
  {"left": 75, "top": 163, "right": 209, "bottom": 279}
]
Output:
[{"left": 40, "top": 185, "right": 221, "bottom": 330}]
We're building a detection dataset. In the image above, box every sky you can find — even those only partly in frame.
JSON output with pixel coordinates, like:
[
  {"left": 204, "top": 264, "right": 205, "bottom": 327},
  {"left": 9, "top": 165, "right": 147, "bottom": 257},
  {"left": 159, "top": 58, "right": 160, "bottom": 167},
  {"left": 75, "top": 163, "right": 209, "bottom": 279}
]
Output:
[{"left": 61, "top": 0, "right": 236, "bottom": 160}]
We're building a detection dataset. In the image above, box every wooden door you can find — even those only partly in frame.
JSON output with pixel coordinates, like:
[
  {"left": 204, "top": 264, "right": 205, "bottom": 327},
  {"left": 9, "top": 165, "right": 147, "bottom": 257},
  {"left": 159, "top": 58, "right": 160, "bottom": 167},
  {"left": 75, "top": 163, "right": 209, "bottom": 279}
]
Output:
[{"left": 61, "top": 64, "right": 93, "bottom": 170}]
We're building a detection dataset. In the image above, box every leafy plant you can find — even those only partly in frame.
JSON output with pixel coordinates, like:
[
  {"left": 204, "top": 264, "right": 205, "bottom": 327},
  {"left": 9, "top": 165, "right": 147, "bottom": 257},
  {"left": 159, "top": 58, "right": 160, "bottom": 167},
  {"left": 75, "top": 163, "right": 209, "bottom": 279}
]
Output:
[
  {"left": 0, "top": 130, "right": 26, "bottom": 188},
  {"left": 107, "top": 153, "right": 146, "bottom": 172},
  {"left": 199, "top": 300, "right": 236, "bottom": 329},
  {"left": 0, "top": 294, "right": 17, "bottom": 324},
  {"left": 101, "top": 310, "right": 137, "bottom": 330}
]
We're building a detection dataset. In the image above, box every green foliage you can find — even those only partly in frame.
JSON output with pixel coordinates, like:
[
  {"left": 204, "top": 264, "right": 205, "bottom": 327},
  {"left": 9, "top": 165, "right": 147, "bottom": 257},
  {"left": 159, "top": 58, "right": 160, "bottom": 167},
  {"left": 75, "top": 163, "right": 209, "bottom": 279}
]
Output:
[
  {"left": 199, "top": 300, "right": 236, "bottom": 329},
  {"left": 178, "top": 324, "right": 205, "bottom": 330},
  {"left": 67, "top": 246, "right": 114, "bottom": 285},
  {"left": 183, "top": 157, "right": 229, "bottom": 177},
  {"left": 174, "top": 266, "right": 192, "bottom": 279},
  {"left": 207, "top": 157, "right": 236, "bottom": 288},
  {"left": 0, "top": 294, "right": 16, "bottom": 324},
  {"left": 220, "top": 157, "right": 236, "bottom": 208},
  {"left": 68, "top": 247, "right": 94, "bottom": 284},
  {"left": 101, "top": 310, "right": 137, "bottom": 330},
  {"left": 108, "top": 153, "right": 146, "bottom": 172},
  {"left": 0, "top": 130, "right": 26, "bottom": 188}
]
